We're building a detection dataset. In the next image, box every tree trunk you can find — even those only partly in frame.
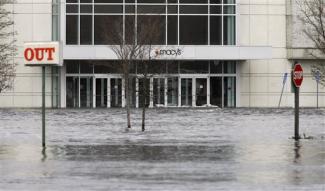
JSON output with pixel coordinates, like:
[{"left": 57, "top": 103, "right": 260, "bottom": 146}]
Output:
[
  {"left": 125, "top": 75, "right": 131, "bottom": 129},
  {"left": 124, "top": 62, "right": 131, "bottom": 129},
  {"left": 141, "top": 64, "right": 149, "bottom": 132},
  {"left": 142, "top": 97, "right": 146, "bottom": 132}
]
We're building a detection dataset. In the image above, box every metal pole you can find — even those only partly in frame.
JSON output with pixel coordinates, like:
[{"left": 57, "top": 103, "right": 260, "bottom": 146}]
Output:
[
  {"left": 278, "top": 84, "right": 285, "bottom": 108},
  {"left": 317, "top": 81, "right": 319, "bottom": 109},
  {"left": 294, "top": 86, "right": 300, "bottom": 140},
  {"left": 278, "top": 73, "right": 287, "bottom": 108},
  {"left": 42, "top": 66, "right": 46, "bottom": 148}
]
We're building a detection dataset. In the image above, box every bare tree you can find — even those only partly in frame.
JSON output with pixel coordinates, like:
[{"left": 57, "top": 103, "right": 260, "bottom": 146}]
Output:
[
  {"left": 103, "top": 16, "right": 139, "bottom": 129},
  {"left": 297, "top": 0, "right": 325, "bottom": 85},
  {"left": 136, "top": 16, "right": 164, "bottom": 132},
  {"left": 104, "top": 15, "right": 162, "bottom": 131},
  {"left": 0, "top": 0, "right": 16, "bottom": 93}
]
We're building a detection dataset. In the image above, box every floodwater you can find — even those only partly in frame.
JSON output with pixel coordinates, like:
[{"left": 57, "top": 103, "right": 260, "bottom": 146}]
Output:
[{"left": 0, "top": 108, "right": 324, "bottom": 191}]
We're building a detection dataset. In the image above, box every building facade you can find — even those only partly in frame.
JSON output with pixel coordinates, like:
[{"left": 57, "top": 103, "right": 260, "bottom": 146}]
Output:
[{"left": 0, "top": 0, "right": 324, "bottom": 108}]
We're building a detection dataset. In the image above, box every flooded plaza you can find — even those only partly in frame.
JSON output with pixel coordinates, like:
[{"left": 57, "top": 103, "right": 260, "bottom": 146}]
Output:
[{"left": 0, "top": 108, "right": 324, "bottom": 190}]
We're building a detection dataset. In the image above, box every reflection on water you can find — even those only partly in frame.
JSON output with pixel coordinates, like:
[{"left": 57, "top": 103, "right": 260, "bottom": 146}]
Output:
[
  {"left": 0, "top": 108, "right": 324, "bottom": 190},
  {"left": 49, "top": 144, "right": 235, "bottom": 162},
  {"left": 41, "top": 148, "right": 47, "bottom": 162},
  {"left": 293, "top": 141, "right": 302, "bottom": 164}
]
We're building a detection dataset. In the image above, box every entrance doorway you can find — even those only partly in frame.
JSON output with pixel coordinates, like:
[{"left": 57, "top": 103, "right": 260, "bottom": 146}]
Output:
[
  {"left": 80, "top": 77, "right": 93, "bottom": 108},
  {"left": 139, "top": 78, "right": 150, "bottom": 108},
  {"left": 195, "top": 78, "right": 207, "bottom": 106},
  {"left": 66, "top": 77, "right": 79, "bottom": 108},
  {"left": 167, "top": 77, "right": 178, "bottom": 106},
  {"left": 210, "top": 77, "right": 222, "bottom": 107},
  {"left": 110, "top": 78, "right": 122, "bottom": 107},
  {"left": 181, "top": 78, "right": 192, "bottom": 106},
  {"left": 96, "top": 78, "right": 107, "bottom": 108},
  {"left": 153, "top": 78, "right": 165, "bottom": 107}
]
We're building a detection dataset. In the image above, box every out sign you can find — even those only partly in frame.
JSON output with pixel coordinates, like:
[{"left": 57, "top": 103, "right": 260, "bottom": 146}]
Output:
[
  {"left": 24, "top": 42, "right": 61, "bottom": 66},
  {"left": 293, "top": 63, "right": 303, "bottom": 87}
]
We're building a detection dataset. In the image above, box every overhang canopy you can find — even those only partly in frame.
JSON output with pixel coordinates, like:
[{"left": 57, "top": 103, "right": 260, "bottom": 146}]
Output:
[{"left": 63, "top": 45, "right": 272, "bottom": 60}]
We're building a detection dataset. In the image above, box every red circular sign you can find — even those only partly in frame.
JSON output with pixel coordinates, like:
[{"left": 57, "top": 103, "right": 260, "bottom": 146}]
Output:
[{"left": 293, "top": 63, "right": 303, "bottom": 87}]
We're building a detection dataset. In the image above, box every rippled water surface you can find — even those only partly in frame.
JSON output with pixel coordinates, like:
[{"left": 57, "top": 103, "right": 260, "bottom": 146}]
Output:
[{"left": 0, "top": 108, "right": 324, "bottom": 190}]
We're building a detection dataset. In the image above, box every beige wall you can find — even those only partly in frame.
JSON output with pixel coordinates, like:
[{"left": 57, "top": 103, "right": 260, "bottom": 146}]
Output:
[
  {"left": 0, "top": 0, "right": 324, "bottom": 108},
  {"left": 238, "top": 0, "right": 294, "bottom": 107},
  {"left": 238, "top": 0, "right": 324, "bottom": 107},
  {"left": 0, "top": 0, "right": 54, "bottom": 107}
]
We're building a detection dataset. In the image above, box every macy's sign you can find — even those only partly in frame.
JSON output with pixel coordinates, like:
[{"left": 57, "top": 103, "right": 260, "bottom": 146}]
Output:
[
  {"left": 24, "top": 42, "right": 61, "bottom": 66},
  {"left": 154, "top": 48, "right": 182, "bottom": 57}
]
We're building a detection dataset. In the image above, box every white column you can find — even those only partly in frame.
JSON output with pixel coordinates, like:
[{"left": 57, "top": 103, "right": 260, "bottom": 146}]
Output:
[
  {"left": 60, "top": 64, "right": 66, "bottom": 108},
  {"left": 101, "top": 79, "right": 104, "bottom": 107},
  {"left": 236, "top": 62, "right": 241, "bottom": 107},
  {"left": 164, "top": 78, "right": 168, "bottom": 107},
  {"left": 136, "top": 78, "right": 139, "bottom": 108},
  {"left": 92, "top": 77, "right": 96, "bottom": 108},
  {"left": 107, "top": 78, "right": 111, "bottom": 108},
  {"left": 178, "top": 78, "right": 181, "bottom": 107},
  {"left": 207, "top": 77, "right": 211, "bottom": 106},
  {"left": 122, "top": 78, "right": 125, "bottom": 107},
  {"left": 192, "top": 78, "right": 196, "bottom": 107},
  {"left": 60, "top": 0, "right": 66, "bottom": 45},
  {"left": 149, "top": 78, "right": 153, "bottom": 108}
]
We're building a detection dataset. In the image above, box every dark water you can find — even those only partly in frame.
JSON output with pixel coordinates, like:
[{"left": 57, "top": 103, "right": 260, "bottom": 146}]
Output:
[{"left": 0, "top": 108, "right": 324, "bottom": 190}]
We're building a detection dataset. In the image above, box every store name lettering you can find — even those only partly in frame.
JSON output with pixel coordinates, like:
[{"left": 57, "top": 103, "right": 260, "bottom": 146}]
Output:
[{"left": 155, "top": 48, "right": 182, "bottom": 57}]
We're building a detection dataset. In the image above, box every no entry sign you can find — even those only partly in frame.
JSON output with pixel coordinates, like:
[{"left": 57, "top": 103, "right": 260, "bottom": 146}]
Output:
[{"left": 293, "top": 63, "right": 303, "bottom": 88}]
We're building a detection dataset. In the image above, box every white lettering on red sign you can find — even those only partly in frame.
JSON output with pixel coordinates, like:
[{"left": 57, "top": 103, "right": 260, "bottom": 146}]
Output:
[
  {"left": 294, "top": 71, "right": 303, "bottom": 80},
  {"left": 293, "top": 63, "right": 303, "bottom": 87}
]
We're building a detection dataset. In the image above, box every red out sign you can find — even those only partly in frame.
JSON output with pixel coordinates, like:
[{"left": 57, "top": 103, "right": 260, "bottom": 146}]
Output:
[
  {"left": 293, "top": 63, "right": 303, "bottom": 87},
  {"left": 24, "top": 48, "right": 55, "bottom": 62},
  {"left": 24, "top": 42, "right": 61, "bottom": 66}
]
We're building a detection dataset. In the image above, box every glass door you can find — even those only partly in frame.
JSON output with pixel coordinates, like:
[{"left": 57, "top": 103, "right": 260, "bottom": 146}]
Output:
[
  {"left": 80, "top": 77, "right": 93, "bottom": 108},
  {"left": 167, "top": 77, "right": 178, "bottom": 106},
  {"left": 110, "top": 78, "right": 122, "bottom": 107},
  {"left": 153, "top": 78, "right": 165, "bottom": 107},
  {"left": 210, "top": 77, "right": 222, "bottom": 107},
  {"left": 66, "top": 77, "right": 79, "bottom": 108},
  {"left": 195, "top": 78, "right": 207, "bottom": 106},
  {"left": 139, "top": 78, "right": 150, "bottom": 108},
  {"left": 224, "top": 77, "right": 236, "bottom": 107},
  {"left": 96, "top": 78, "right": 107, "bottom": 108},
  {"left": 125, "top": 77, "right": 136, "bottom": 108},
  {"left": 181, "top": 78, "right": 192, "bottom": 106}
]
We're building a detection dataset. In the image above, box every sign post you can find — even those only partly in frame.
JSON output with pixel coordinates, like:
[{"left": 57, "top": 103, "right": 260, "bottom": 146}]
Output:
[
  {"left": 292, "top": 62, "right": 303, "bottom": 140},
  {"left": 24, "top": 42, "right": 62, "bottom": 148},
  {"left": 278, "top": 72, "right": 288, "bottom": 108},
  {"left": 315, "top": 70, "right": 320, "bottom": 109},
  {"left": 42, "top": 66, "right": 46, "bottom": 147}
]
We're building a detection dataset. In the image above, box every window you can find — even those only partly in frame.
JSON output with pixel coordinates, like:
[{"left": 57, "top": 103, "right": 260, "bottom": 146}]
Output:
[
  {"left": 65, "top": 1, "right": 236, "bottom": 45},
  {"left": 80, "top": 15, "right": 92, "bottom": 44},
  {"left": 210, "top": 16, "right": 222, "bottom": 45},
  {"left": 180, "top": 61, "right": 209, "bottom": 74},
  {"left": 66, "top": 15, "right": 78, "bottom": 45},
  {"left": 167, "top": 16, "right": 178, "bottom": 45},
  {"left": 180, "top": 16, "right": 208, "bottom": 45},
  {"left": 66, "top": 60, "right": 79, "bottom": 73},
  {"left": 94, "top": 15, "right": 123, "bottom": 45},
  {"left": 224, "top": 16, "right": 236, "bottom": 45},
  {"left": 125, "top": 16, "right": 135, "bottom": 44},
  {"left": 137, "top": 16, "right": 166, "bottom": 45}
]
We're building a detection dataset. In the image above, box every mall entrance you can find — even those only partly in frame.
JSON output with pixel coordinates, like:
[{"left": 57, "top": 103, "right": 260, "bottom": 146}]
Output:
[{"left": 65, "top": 60, "right": 236, "bottom": 108}]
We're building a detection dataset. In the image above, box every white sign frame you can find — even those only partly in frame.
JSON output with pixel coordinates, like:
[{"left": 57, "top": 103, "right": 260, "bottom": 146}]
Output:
[{"left": 24, "top": 42, "right": 62, "bottom": 67}]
